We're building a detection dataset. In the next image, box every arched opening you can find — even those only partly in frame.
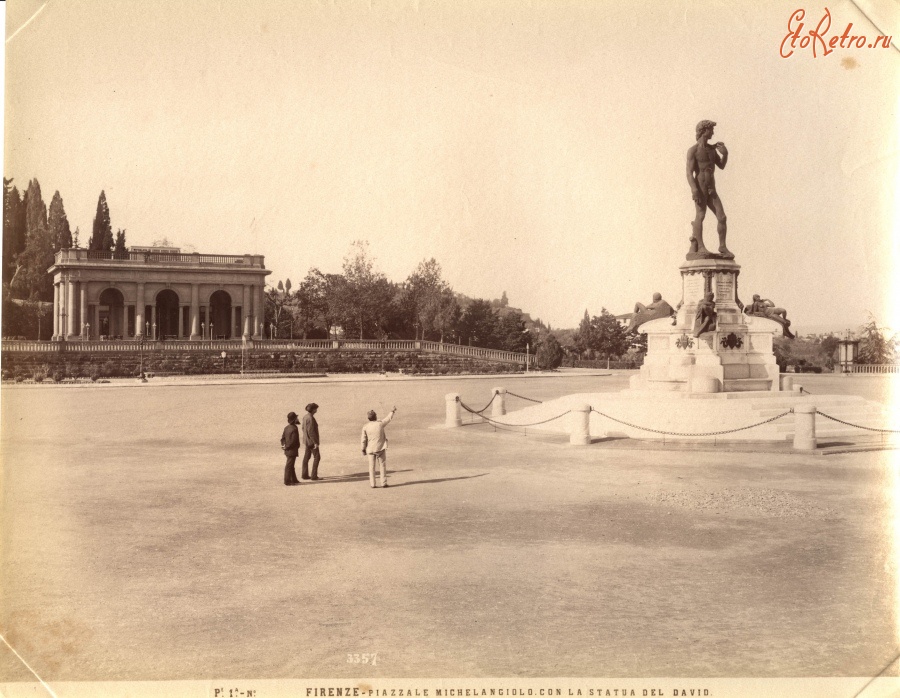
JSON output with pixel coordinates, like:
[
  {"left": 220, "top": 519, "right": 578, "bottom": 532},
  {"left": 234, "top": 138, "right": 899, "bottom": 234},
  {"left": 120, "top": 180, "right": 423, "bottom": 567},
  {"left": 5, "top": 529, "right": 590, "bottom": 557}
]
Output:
[
  {"left": 98, "top": 288, "right": 125, "bottom": 338},
  {"left": 156, "top": 289, "right": 180, "bottom": 339},
  {"left": 209, "top": 290, "right": 232, "bottom": 339}
]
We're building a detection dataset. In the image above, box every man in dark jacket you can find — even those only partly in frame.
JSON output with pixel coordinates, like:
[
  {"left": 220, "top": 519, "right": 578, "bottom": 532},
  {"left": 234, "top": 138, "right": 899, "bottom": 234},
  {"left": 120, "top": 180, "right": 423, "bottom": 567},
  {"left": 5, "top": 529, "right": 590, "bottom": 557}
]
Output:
[
  {"left": 301, "top": 403, "right": 321, "bottom": 481},
  {"left": 281, "top": 411, "right": 301, "bottom": 486}
]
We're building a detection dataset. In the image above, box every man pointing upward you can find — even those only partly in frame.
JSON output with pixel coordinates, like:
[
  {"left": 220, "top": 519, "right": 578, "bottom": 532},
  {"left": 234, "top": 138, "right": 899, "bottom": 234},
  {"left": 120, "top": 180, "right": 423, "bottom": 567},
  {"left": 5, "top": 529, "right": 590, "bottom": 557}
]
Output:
[{"left": 361, "top": 406, "right": 397, "bottom": 489}]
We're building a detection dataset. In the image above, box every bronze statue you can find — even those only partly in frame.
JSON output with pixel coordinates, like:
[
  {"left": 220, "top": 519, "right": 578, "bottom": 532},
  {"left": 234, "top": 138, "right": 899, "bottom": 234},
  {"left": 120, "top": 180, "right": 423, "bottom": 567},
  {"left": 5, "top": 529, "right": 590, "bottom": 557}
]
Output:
[
  {"left": 746, "top": 294, "right": 795, "bottom": 339},
  {"left": 627, "top": 292, "right": 675, "bottom": 332},
  {"left": 693, "top": 292, "right": 717, "bottom": 337},
  {"left": 686, "top": 120, "right": 732, "bottom": 260}
]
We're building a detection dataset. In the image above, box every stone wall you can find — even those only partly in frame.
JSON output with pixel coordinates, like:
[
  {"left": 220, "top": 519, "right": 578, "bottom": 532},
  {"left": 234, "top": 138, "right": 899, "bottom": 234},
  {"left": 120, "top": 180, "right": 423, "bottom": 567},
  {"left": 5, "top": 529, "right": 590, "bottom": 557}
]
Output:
[{"left": 0, "top": 349, "right": 523, "bottom": 379}]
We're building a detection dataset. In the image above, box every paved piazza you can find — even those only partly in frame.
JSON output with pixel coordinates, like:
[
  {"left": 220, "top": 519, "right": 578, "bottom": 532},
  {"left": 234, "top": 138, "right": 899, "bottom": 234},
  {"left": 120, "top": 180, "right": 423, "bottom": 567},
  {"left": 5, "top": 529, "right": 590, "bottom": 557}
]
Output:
[{"left": 0, "top": 373, "right": 897, "bottom": 681}]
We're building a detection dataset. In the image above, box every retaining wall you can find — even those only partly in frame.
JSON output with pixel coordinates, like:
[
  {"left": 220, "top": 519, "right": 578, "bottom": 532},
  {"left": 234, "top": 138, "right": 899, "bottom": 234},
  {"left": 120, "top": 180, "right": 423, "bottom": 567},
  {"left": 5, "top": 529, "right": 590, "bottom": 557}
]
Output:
[{"left": 0, "top": 349, "right": 522, "bottom": 379}]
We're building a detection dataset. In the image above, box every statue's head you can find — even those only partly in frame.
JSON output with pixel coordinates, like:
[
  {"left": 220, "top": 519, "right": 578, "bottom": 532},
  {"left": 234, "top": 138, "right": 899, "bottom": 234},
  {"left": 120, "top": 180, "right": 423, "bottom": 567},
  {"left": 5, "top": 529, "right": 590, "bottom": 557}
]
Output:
[
  {"left": 652, "top": 292, "right": 662, "bottom": 301},
  {"left": 705, "top": 292, "right": 715, "bottom": 301},
  {"left": 696, "top": 120, "right": 716, "bottom": 140},
  {"left": 752, "top": 294, "right": 761, "bottom": 301}
]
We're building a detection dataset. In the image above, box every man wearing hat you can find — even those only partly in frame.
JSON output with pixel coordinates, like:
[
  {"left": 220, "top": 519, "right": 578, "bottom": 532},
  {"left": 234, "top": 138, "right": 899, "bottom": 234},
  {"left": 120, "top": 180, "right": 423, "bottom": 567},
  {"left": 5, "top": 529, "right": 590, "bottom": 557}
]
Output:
[
  {"left": 280, "top": 412, "right": 301, "bottom": 486},
  {"left": 301, "top": 403, "right": 321, "bottom": 480}
]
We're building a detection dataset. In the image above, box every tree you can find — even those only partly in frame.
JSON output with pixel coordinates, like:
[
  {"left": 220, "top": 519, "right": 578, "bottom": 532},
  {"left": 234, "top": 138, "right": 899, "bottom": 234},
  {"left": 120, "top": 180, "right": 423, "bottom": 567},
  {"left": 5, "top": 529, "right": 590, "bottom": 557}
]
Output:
[
  {"left": 458, "top": 299, "right": 497, "bottom": 347},
  {"left": 322, "top": 273, "right": 348, "bottom": 339},
  {"left": 9, "top": 180, "right": 54, "bottom": 301},
  {"left": 341, "top": 240, "right": 388, "bottom": 339},
  {"left": 89, "top": 191, "right": 113, "bottom": 252},
  {"left": 535, "top": 332, "right": 564, "bottom": 370},
  {"left": 406, "top": 258, "right": 457, "bottom": 340},
  {"left": 294, "top": 268, "right": 328, "bottom": 339},
  {"left": 114, "top": 229, "right": 128, "bottom": 258},
  {"left": 574, "top": 310, "right": 594, "bottom": 357},
  {"left": 2, "top": 180, "right": 26, "bottom": 284},
  {"left": 857, "top": 316, "right": 897, "bottom": 365},
  {"left": 495, "top": 308, "right": 529, "bottom": 352},
  {"left": 48, "top": 191, "right": 73, "bottom": 250},
  {"left": 590, "top": 309, "right": 630, "bottom": 360},
  {"left": 265, "top": 279, "right": 294, "bottom": 338}
]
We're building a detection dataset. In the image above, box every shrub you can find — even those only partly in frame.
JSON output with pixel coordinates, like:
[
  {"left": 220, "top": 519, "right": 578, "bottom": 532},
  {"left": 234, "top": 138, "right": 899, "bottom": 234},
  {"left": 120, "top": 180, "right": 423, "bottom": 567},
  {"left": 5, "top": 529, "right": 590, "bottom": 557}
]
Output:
[
  {"left": 33, "top": 367, "right": 48, "bottom": 383},
  {"left": 535, "top": 333, "right": 564, "bottom": 370},
  {"left": 90, "top": 368, "right": 100, "bottom": 382},
  {"left": 52, "top": 370, "right": 64, "bottom": 383}
]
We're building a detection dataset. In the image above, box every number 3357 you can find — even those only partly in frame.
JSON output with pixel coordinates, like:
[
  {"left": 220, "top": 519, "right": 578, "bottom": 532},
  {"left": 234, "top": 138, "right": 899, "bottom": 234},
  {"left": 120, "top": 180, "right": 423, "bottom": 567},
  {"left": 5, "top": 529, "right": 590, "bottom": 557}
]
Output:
[{"left": 347, "top": 653, "right": 378, "bottom": 666}]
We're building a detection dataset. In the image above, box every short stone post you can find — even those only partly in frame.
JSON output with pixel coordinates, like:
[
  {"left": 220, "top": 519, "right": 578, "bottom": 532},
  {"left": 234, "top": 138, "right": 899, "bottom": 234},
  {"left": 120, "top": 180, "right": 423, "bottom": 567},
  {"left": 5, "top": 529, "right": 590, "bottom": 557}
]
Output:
[
  {"left": 445, "top": 393, "right": 462, "bottom": 428},
  {"left": 569, "top": 404, "right": 591, "bottom": 446},
  {"left": 491, "top": 388, "right": 507, "bottom": 417},
  {"left": 793, "top": 404, "right": 817, "bottom": 450},
  {"left": 780, "top": 375, "right": 793, "bottom": 391}
]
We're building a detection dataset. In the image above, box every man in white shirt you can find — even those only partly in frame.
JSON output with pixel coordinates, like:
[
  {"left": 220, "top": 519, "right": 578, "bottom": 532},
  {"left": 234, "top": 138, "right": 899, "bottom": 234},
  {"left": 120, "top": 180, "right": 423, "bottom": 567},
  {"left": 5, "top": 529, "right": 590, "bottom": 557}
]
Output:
[{"left": 361, "top": 406, "right": 397, "bottom": 489}]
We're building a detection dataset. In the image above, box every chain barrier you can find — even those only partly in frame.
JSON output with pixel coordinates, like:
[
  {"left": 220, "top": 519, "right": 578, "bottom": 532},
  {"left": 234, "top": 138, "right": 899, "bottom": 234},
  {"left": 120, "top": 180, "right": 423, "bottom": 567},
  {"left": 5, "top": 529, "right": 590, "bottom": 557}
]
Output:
[
  {"left": 589, "top": 407, "right": 794, "bottom": 437},
  {"left": 458, "top": 393, "right": 497, "bottom": 415},
  {"left": 505, "top": 390, "right": 543, "bottom": 404},
  {"left": 799, "top": 386, "right": 812, "bottom": 395},
  {"left": 814, "top": 409, "right": 900, "bottom": 434},
  {"left": 458, "top": 399, "right": 571, "bottom": 427}
]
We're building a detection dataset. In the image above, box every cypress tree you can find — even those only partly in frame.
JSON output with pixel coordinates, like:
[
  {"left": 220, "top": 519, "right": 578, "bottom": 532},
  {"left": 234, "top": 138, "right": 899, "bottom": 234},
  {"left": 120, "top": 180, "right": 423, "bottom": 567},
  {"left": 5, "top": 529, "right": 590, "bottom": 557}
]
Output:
[
  {"left": 48, "top": 191, "right": 72, "bottom": 250},
  {"left": 114, "top": 229, "right": 127, "bottom": 258},
  {"left": 89, "top": 191, "right": 113, "bottom": 251}
]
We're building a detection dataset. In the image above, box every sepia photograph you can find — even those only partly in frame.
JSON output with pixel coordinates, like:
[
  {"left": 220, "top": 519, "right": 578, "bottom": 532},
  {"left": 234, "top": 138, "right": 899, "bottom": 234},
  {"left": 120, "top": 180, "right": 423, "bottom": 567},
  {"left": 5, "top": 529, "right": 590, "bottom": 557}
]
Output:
[{"left": 1, "top": 1, "right": 898, "bottom": 696}]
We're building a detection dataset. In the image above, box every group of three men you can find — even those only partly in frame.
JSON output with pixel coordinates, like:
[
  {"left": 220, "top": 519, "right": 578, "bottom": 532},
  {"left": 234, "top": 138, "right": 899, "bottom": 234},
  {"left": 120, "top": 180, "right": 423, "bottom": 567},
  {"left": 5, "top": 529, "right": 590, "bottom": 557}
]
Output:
[{"left": 280, "top": 403, "right": 398, "bottom": 489}]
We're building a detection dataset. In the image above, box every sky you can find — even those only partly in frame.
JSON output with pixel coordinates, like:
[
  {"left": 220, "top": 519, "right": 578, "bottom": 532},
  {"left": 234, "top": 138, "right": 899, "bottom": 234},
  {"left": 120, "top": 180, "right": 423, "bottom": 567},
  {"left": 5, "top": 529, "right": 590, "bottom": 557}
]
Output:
[{"left": 4, "top": 0, "right": 898, "bottom": 333}]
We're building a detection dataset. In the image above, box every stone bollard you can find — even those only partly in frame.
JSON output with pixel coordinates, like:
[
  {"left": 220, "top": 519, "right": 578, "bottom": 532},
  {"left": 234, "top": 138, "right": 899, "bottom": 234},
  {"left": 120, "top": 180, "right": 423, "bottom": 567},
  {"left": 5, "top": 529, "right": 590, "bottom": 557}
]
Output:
[
  {"left": 569, "top": 404, "right": 591, "bottom": 446},
  {"left": 780, "top": 375, "right": 793, "bottom": 391},
  {"left": 793, "top": 404, "right": 817, "bottom": 450},
  {"left": 491, "top": 388, "right": 507, "bottom": 417},
  {"left": 445, "top": 393, "right": 462, "bottom": 428}
]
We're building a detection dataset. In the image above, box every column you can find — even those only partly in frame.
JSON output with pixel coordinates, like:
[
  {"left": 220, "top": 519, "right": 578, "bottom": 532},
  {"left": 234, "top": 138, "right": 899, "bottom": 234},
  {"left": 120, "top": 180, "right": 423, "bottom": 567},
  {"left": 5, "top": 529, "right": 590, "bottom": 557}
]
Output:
[
  {"left": 66, "top": 278, "right": 77, "bottom": 337},
  {"left": 491, "top": 388, "right": 507, "bottom": 417},
  {"left": 253, "top": 284, "right": 263, "bottom": 339},
  {"left": 122, "top": 304, "right": 129, "bottom": 339},
  {"left": 242, "top": 285, "right": 251, "bottom": 338},
  {"left": 231, "top": 306, "right": 237, "bottom": 340},
  {"left": 569, "top": 404, "right": 591, "bottom": 446},
  {"left": 52, "top": 283, "right": 60, "bottom": 339},
  {"left": 793, "top": 404, "right": 817, "bottom": 451},
  {"left": 59, "top": 278, "right": 67, "bottom": 338},
  {"left": 445, "top": 393, "right": 462, "bottom": 428},
  {"left": 79, "top": 284, "right": 87, "bottom": 338},
  {"left": 190, "top": 284, "right": 200, "bottom": 339},
  {"left": 92, "top": 305, "right": 99, "bottom": 339},
  {"left": 136, "top": 283, "right": 145, "bottom": 338},
  {"left": 177, "top": 306, "right": 184, "bottom": 339}
]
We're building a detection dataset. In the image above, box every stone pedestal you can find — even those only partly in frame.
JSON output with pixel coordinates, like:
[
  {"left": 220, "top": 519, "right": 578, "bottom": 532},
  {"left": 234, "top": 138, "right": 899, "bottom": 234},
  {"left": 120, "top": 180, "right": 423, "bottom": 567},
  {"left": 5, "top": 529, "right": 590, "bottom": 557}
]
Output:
[{"left": 631, "top": 258, "right": 782, "bottom": 394}]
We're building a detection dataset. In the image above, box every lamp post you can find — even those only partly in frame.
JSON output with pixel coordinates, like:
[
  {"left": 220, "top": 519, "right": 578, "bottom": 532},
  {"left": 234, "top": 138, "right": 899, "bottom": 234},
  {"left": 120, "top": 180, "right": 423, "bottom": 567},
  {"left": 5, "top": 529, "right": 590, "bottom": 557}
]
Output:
[
  {"left": 152, "top": 322, "right": 157, "bottom": 341},
  {"left": 221, "top": 350, "right": 227, "bottom": 373},
  {"left": 85, "top": 323, "right": 90, "bottom": 341},
  {"left": 145, "top": 321, "right": 150, "bottom": 339},
  {"left": 210, "top": 322, "right": 214, "bottom": 341},
  {"left": 139, "top": 336, "right": 147, "bottom": 382},
  {"left": 201, "top": 322, "right": 205, "bottom": 340}
]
